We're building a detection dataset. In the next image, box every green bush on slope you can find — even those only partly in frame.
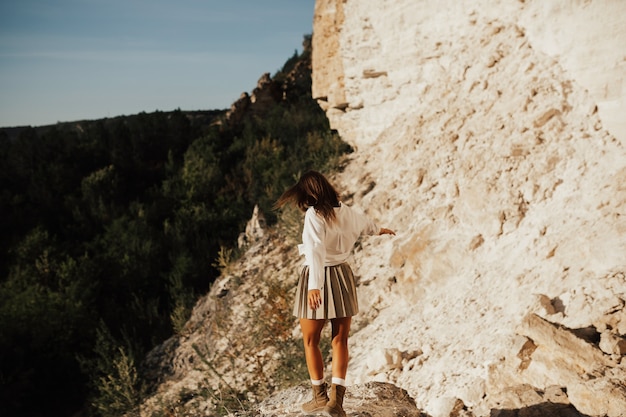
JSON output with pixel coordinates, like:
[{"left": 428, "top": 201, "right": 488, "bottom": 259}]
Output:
[{"left": 0, "top": 35, "right": 350, "bottom": 417}]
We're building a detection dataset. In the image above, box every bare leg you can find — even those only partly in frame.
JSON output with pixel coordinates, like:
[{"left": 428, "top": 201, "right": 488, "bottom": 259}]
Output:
[
  {"left": 300, "top": 318, "right": 326, "bottom": 380},
  {"left": 330, "top": 316, "right": 352, "bottom": 379}
]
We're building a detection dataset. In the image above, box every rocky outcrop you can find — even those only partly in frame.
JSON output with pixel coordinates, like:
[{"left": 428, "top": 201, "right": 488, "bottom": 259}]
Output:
[
  {"left": 238, "top": 205, "right": 266, "bottom": 249},
  {"left": 223, "top": 36, "right": 312, "bottom": 128},
  {"left": 488, "top": 312, "right": 626, "bottom": 417},
  {"left": 223, "top": 73, "right": 282, "bottom": 127},
  {"left": 312, "top": 0, "right": 626, "bottom": 147}
]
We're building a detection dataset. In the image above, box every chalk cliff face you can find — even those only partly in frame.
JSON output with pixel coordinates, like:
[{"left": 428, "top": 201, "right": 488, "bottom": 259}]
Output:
[
  {"left": 312, "top": 0, "right": 626, "bottom": 147},
  {"left": 311, "top": 0, "right": 626, "bottom": 416}
]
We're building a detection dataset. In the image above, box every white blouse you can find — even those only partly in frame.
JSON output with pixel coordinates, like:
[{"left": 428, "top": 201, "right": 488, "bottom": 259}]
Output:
[{"left": 298, "top": 203, "right": 378, "bottom": 290}]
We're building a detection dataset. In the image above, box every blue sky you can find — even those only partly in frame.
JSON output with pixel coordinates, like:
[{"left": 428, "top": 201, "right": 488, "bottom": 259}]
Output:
[{"left": 0, "top": 0, "right": 315, "bottom": 127}]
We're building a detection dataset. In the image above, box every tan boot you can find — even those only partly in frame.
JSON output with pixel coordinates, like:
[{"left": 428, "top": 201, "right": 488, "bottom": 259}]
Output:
[
  {"left": 323, "top": 384, "right": 346, "bottom": 417},
  {"left": 301, "top": 382, "right": 329, "bottom": 414}
]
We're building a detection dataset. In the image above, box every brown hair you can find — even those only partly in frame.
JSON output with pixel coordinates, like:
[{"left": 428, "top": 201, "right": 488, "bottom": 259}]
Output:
[{"left": 275, "top": 170, "right": 340, "bottom": 223}]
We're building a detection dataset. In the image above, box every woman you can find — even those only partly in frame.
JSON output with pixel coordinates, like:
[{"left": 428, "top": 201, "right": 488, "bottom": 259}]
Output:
[{"left": 275, "top": 171, "right": 395, "bottom": 417}]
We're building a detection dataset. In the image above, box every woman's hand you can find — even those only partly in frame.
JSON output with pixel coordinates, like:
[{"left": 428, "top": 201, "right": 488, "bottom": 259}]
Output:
[
  {"left": 308, "top": 289, "right": 322, "bottom": 310},
  {"left": 379, "top": 228, "right": 396, "bottom": 236}
]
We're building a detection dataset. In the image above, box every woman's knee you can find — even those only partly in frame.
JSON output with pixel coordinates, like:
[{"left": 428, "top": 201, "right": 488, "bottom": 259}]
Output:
[
  {"left": 331, "top": 316, "right": 351, "bottom": 336},
  {"left": 331, "top": 333, "right": 348, "bottom": 349},
  {"left": 302, "top": 333, "right": 321, "bottom": 348},
  {"left": 300, "top": 319, "right": 324, "bottom": 348},
  {"left": 331, "top": 328, "right": 349, "bottom": 347}
]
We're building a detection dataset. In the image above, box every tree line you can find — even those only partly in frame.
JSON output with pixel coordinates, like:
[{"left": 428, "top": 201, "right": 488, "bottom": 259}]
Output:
[{"left": 0, "top": 39, "right": 351, "bottom": 417}]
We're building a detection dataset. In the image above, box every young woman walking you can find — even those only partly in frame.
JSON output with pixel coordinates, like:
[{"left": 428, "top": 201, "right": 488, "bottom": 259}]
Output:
[{"left": 276, "top": 171, "right": 395, "bottom": 417}]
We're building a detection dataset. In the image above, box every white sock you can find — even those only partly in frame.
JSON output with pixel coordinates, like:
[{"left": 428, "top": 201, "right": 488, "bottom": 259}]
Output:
[
  {"left": 331, "top": 377, "right": 346, "bottom": 386},
  {"left": 311, "top": 378, "right": 324, "bottom": 386}
]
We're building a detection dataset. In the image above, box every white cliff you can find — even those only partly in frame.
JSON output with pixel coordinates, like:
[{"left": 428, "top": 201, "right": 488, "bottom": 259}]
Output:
[{"left": 312, "top": 0, "right": 626, "bottom": 416}]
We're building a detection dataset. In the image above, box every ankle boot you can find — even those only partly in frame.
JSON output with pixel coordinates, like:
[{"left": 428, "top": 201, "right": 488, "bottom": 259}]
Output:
[
  {"left": 323, "top": 384, "right": 346, "bottom": 417},
  {"left": 301, "top": 382, "right": 329, "bottom": 414}
]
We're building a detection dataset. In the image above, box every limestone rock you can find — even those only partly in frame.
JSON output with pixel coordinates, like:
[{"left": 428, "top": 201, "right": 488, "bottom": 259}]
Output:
[
  {"left": 225, "top": 72, "right": 281, "bottom": 126},
  {"left": 238, "top": 204, "right": 267, "bottom": 249},
  {"left": 516, "top": 313, "right": 613, "bottom": 373},
  {"left": 312, "top": 1, "right": 626, "bottom": 416},
  {"left": 487, "top": 384, "right": 585, "bottom": 417},
  {"left": 223, "top": 35, "right": 311, "bottom": 128},
  {"left": 493, "top": 313, "right": 626, "bottom": 417},
  {"left": 599, "top": 330, "right": 626, "bottom": 356}
]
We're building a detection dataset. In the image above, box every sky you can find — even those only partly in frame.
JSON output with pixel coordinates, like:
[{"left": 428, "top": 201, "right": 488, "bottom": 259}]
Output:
[{"left": 0, "top": 0, "right": 315, "bottom": 128}]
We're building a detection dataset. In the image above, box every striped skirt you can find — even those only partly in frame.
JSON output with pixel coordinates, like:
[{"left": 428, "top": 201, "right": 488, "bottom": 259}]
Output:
[{"left": 293, "top": 263, "right": 359, "bottom": 320}]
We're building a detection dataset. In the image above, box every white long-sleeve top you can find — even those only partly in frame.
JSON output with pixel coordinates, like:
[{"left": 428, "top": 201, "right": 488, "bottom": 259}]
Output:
[{"left": 298, "top": 203, "right": 378, "bottom": 291}]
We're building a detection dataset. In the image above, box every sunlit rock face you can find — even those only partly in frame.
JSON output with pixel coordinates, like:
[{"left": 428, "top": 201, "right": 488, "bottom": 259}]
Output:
[
  {"left": 312, "top": 0, "right": 626, "bottom": 147},
  {"left": 311, "top": 1, "right": 626, "bottom": 416}
]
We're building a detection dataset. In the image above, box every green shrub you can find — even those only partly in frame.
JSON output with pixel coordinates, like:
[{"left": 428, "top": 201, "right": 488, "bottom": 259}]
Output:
[
  {"left": 80, "top": 324, "right": 144, "bottom": 417},
  {"left": 0, "top": 34, "right": 351, "bottom": 416}
]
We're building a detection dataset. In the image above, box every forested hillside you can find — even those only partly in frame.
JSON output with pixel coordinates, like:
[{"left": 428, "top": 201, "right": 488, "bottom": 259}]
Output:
[{"left": 0, "top": 36, "right": 349, "bottom": 417}]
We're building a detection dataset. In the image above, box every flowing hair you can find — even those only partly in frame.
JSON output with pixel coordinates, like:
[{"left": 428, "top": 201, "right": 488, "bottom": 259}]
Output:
[{"left": 275, "top": 170, "right": 340, "bottom": 223}]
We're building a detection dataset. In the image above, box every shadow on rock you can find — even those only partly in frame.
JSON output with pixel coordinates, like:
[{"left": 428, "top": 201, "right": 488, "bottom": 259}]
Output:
[{"left": 491, "top": 402, "right": 592, "bottom": 417}]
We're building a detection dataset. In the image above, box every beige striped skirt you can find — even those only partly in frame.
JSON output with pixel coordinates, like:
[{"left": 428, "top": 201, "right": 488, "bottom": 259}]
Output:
[{"left": 293, "top": 263, "right": 359, "bottom": 320}]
